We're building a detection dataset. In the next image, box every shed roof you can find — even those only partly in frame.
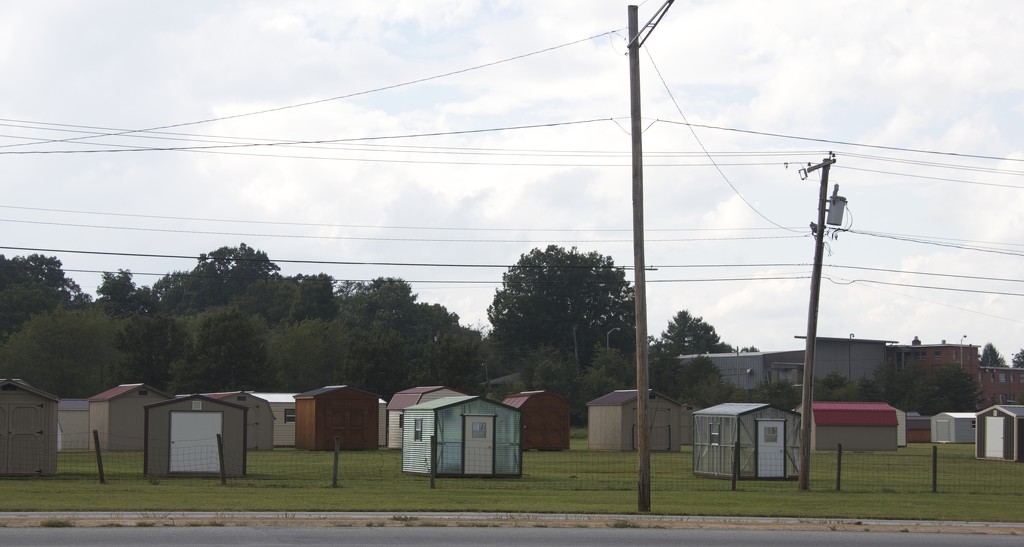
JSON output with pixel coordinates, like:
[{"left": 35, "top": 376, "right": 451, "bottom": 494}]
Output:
[
  {"left": 813, "top": 401, "right": 899, "bottom": 426},
  {"left": 144, "top": 393, "right": 248, "bottom": 412},
  {"left": 694, "top": 402, "right": 770, "bottom": 416},
  {"left": 937, "top": 412, "right": 977, "bottom": 419},
  {"left": 502, "top": 390, "right": 569, "bottom": 409},
  {"left": 587, "top": 389, "right": 679, "bottom": 407},
  {"left": 205, "top": 391, "right": 271, "bottom": 405},
  {"left": 88, "top": 383, "right": 170, "bottom": 402},
  {"left": 405, "top": 395, "right": 478, "bottom": 411},
  {"left": 0, "top": 378, "right": 59, "bottom": 401},
  {"left": 981, "top": 405, "right": 1024, "bottom": 417},
  {"left": 386, "top": 386, "right": 466, "bottom": 410},
  {"left": 58, "top": 398, "right": 90, "bottom": 411},
  {"left": 294, "top": 385, "right": 379, "bottom": 399},
  {"left": 248, "top": 392, "right": 298, "bottom": 404}
]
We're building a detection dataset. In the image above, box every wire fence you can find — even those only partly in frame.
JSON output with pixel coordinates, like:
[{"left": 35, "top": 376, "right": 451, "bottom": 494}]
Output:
[{"left": 32, "top": 432, "right": 1024, "bottom": 495}]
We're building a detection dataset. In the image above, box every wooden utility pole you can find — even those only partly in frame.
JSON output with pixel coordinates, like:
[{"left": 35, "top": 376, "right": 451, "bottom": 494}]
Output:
[
  {"left": 627, "top": 0, "right": 674, "bottom": 513},
  {"left": 627, "top": 4, "right": 651, "bottom": 512},
  {"left": 797, "top": 154, "right": 836, "bottom": 491}
]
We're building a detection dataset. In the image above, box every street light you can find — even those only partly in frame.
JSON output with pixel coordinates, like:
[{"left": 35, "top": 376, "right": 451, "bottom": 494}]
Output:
[{"left": 606, "top": 327, "right": 621, "bottom": 348}]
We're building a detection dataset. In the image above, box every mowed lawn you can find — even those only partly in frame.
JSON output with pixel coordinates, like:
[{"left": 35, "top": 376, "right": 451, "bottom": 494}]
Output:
[{"left": 2, "top": 441, "right": 1022, "bottom": 522}]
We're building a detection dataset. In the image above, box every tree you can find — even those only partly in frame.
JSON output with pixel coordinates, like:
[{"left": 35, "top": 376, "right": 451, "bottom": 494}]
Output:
[
  {"left": 154, "top": 243, "right": 280, "bottom": 314},
  {"left": 96, "top": 270, "right": 157, "bottom": 318},
  {"left": 267, "top": 319, "right": 349, "bottom": 392},
  {"left": 0, "top": 307, "right": 122, "bottom": 397},
  {"left": 926, "top": 365, "right": 981, "bottom": 413},
  {"left": 980, "top": 343, "right": 1007, "bottom": 368},
  {"left": 113, "top": 314, "right": 188, "bottom": 390},
  {"left": 750, "top": 381, "right": 801, "bottom": 410},
  {"left": 651, "top": 310, "right": 733, "bottom": 358},
  {"left": 0, "top": 254, "right": 91, "bottom": 337},
  {"left": 487, "top": 246, "right": 633, "bottom": 371},
  {"left": 1011, "top": 348, "right": 1024, "bottom": 369},
  {"left": 814, "top": 371, "right": 861, "bottom": 401},
  {"left": 169, "top": 307, "right": 272, "bottom": 393}
]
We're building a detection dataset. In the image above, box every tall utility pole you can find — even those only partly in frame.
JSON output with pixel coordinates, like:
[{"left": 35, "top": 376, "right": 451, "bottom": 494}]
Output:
[
  {"left": 797, "top": 154, "right": 836, "bottom": 491},
  {"left": 627, "top": 0, "right": 674, "bottom": 513}
]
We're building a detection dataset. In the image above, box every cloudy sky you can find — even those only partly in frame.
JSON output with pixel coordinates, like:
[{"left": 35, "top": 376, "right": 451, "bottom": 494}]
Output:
[{"left": 1, "top": 1, "right": 1021, "bottom": 358}]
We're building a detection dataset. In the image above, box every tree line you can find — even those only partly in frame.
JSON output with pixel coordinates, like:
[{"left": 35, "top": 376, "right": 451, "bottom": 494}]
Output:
[{"left": 1, "top": 244, "right": 1013, "bottom": 420}]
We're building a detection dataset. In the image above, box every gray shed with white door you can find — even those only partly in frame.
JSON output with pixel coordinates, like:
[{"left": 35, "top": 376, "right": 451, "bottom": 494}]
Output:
[
  {"left": 401, "top": 396, "right": 521, "bottom": 477},
  {"left": 0, "top": 379, "right": 59, "bottom": 476},
  {"left": 692, "top": 403, "right": 800, "bottom": 480},
  {"left": 144, "top": 394, "right": 248, "bottom": 476},
  {"left": 931, "top": 412, "right": 976, "bottom": 443},
  {"left": 976, "top": 405, "right": 1024, "bottom": 462}
]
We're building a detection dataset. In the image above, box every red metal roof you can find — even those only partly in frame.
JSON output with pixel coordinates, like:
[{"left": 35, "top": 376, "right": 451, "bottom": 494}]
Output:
[
  {"left": 502, "top": 390, "right": 569, "bottom": 409},
  {"left": 813, "top": 402, "right": 899, "bottom": 427},
  {"left": 386, "top": 386, "right": 466, "bottom": 410}
]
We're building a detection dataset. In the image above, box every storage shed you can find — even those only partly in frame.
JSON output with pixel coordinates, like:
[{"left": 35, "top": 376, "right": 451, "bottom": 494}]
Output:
[
  {"left": 294, "top": 385, "right": 381, "bottom": 451},
  {"left": 57, "top": 399, "right": 90, "bottom": 451},
  {"left": 401, "top": 396, "right": 521, "bottom": 477},
  {"left": 807, "top": 401, "right": 899, "bottom": 451},
  {"left": 587, "top": 390, "right": 682, "bottom": 452},
  {"left": 143, "top": 394, "right": 247, "bottom": 476},
  {"left": 932, "top": 412, "right": 976, "bottom": 444},
  {"left": 0, "top": 379, "right": 59, "bottom": 476},
  {"left": 975, "top": 405, "right": 1024, "bottom": 461},
  {"left": 89, "top": 383, "right": 172, "bottom": 451},
  {"left": 387, "top": 386, "right": 467, "bottom": 449},
  {"left": 206, "top": 392, "right": 274, "bottom": 450},
  {"left": 905, "top": 412, "right": 932, "bottom": 443},
  {"left": 502, "top": 390, "right": 570, "bottom": 451},
  {"left": 248, "top": 392, "right": 297, "bottom": 447},
  {"left": 692, "top": 403, "right": 801, "bottom": 480}
]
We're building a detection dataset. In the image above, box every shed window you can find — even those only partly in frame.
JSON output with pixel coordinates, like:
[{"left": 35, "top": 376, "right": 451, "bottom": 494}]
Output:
[
  {"left": 284, "top": 408, "right": 295, "bottom": 423},
  {"left": 414, "top": 418, "right": 423, "bottom": 441},
  {"left": 709, "top": 423, "right": 721, "bottom": 446}
]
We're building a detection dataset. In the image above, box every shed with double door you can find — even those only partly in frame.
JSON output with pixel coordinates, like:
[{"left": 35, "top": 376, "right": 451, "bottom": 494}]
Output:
[
  {"left": 0, "top": 379, "right": 59, "bottom": 476},
  {"left": 387, "top": 386, "right": 467, "bottom": 449},
  {"left": 143, "top": 394, "right": 248, "bottom": 476},
  {"left": 692, "top": 402, "right": 800, "bottom": 480},
  {"left": 806, "top": 401, "right": 899, "bottom": 451},
  {"left": 206, "top": 392, "right": 274, "bottom": 450},
  {"left": 502, "top": 390, "right": 570, "bottom": 451},
  {"left": 931, "top": 412, "right": 976, "bottom": 444},
  {"left": 975, "top": 405, "right": 1024, "bottom": 461},
  {"left": 294, "top": 385, "right": 381, "bottom": 451},
  {"left": 89, "top": 383, "right": 172, "bottom": 451},
  {"left": 248, "top": 392, "right": 297, "bottom": 447},
  {"left": 587, "top": 390, "right": 682, "bottom": 451},
  {"left": 401, "top": 396, "right": 521, "bottom": 477},
  {"left": 906, "top": 412, "right": 932, "bottom": 443}
]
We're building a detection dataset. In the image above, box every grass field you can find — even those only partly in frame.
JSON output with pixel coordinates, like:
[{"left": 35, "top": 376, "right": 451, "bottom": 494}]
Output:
[{"left": 2, "top": 441, "right": 1022, "bottom": 522}]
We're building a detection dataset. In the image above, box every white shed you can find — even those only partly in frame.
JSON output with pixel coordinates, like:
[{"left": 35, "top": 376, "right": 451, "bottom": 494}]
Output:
[{"left": 932, "top": 412, "right": 976, "bottom": 443}]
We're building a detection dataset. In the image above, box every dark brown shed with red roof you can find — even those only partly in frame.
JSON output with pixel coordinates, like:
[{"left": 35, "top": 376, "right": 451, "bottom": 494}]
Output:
[{"left": 503, "top": 390, "right": 570, "bottom": 451}]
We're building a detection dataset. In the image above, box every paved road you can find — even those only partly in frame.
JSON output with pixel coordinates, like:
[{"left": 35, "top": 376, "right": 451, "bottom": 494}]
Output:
[{"left": 2, "top": 525, "right": 1023, "bottom": 547}]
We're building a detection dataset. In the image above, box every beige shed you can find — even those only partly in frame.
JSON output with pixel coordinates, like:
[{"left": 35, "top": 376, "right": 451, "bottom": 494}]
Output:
[
  {"left": 206, "top": 392, "right": 274, "bottom": 450},
  {"left": 144, "top": 394, "right": 248, "bottom": 477},
  {"left": 587, "top": 389, "right": 683, "bottom": 451},
  {"left": 57, "top": 399, "right": 90, "bottom": 451},
  {"left": 89, "top": 383, "right": 172, "bottom": 451},
  {"left": 1, "top": 379, "right": 59, "bottom": 476}
]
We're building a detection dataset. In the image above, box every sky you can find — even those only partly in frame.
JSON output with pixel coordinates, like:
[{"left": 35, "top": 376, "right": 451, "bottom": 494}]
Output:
[{"left": 1, "top": 1, "right": 1021, "bottom": 359}]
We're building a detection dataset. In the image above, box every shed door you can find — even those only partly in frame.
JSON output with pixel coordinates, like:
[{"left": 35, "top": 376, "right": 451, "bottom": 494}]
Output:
[
  {"left": 757, "top": 420, "right": 785, "bottom": 478},
  {"left": 649, "top": 408, "right": 672, "bottom": 451},
  {"left": 170, "top": 411, "right": 222, "bottom": 473},
  {"left": 328, "top": 408, "right": 368, "bottom": 450},
  {"left": 463, "top": 415, "right": 494, "bottom": 475},
  {"left": 4, "top": 404, "right": 46, "bottom": 475},
  {"left": 985, "top": 416, "right": 1004, "bottom": 458},
  {"left": 936, "top": 419, "right": 950, "bottom": 442}
]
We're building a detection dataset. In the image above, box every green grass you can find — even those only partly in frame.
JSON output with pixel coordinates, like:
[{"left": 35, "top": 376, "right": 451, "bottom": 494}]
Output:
[{"left": 2, "top": 443, "right": 1021, "bottom": 522}]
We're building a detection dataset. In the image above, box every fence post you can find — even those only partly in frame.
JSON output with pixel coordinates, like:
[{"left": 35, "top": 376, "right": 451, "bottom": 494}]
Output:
[
  {"left": 92, "top": 430, "right": 106, "bottom": 485},
  {"left": 731, "top": 440, "right": 740, "bottom": 491},
  {"left": 216, "top": 434, "right": 226, "bottom": 485},
  {"left": 332, "top": 436, "right": 340, "bottom": 488},
  {"left": 430, "top": 434, "right": 437, "bottom": 490},
  {"left": 835, "top": 443, "right": 842, "bottom": 491},
  {"left": 931, "top": 445, "right": 937, "bottom": 493}
]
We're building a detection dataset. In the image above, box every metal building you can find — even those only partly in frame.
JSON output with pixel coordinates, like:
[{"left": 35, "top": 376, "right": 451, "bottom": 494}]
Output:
[
  {"left": 386, "top": 386, "right": 466, "bottom": 450},
  {"left": 692, "top": 403, "right": 800, "bottom": 480}
]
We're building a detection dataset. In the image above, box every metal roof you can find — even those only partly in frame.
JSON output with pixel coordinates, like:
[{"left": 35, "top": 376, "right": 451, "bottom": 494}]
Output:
[
  {"left": 405, "top": 395, "right": 478, "bottom": 411},
  {"left": 0, "top": 378, "right": 59, "bottom": 401},
  {"left": 982, "top": 405, "right": 1024, "bottom": 417},
  {"left": 502, "top": 390, "right": 569, "bottom": 409},
  {"left": 386, "top": 386, "right": 466, "bottom": 410},
  {"left": 58, "top": 398, "right": 90, "bottom": 411},
  {"left": 694, "top": 402, "right": 770, "bottom": 416},
  {"left": 87, "top": 383, "right": 170, "bottom": 402},
  {"left": 812, "top": 401, "right": 899, "bottom": 426},
  {"left": 248, "top": 392, "right": 298, "bottom": 404},
  {"left": 587, "top": 389, "right": 679, "bottom": 407},
  {"left": 294, "top": 385, "right": 379, "bottom": 399}
]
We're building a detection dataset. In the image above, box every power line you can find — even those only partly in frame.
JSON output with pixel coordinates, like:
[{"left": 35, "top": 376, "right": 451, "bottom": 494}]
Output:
[
  {"left": 0, "top": 30, "right": 619, "bottom": 151},
  {"left": 838, "top": 165, "right": 1024, "bottom": 190}
]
